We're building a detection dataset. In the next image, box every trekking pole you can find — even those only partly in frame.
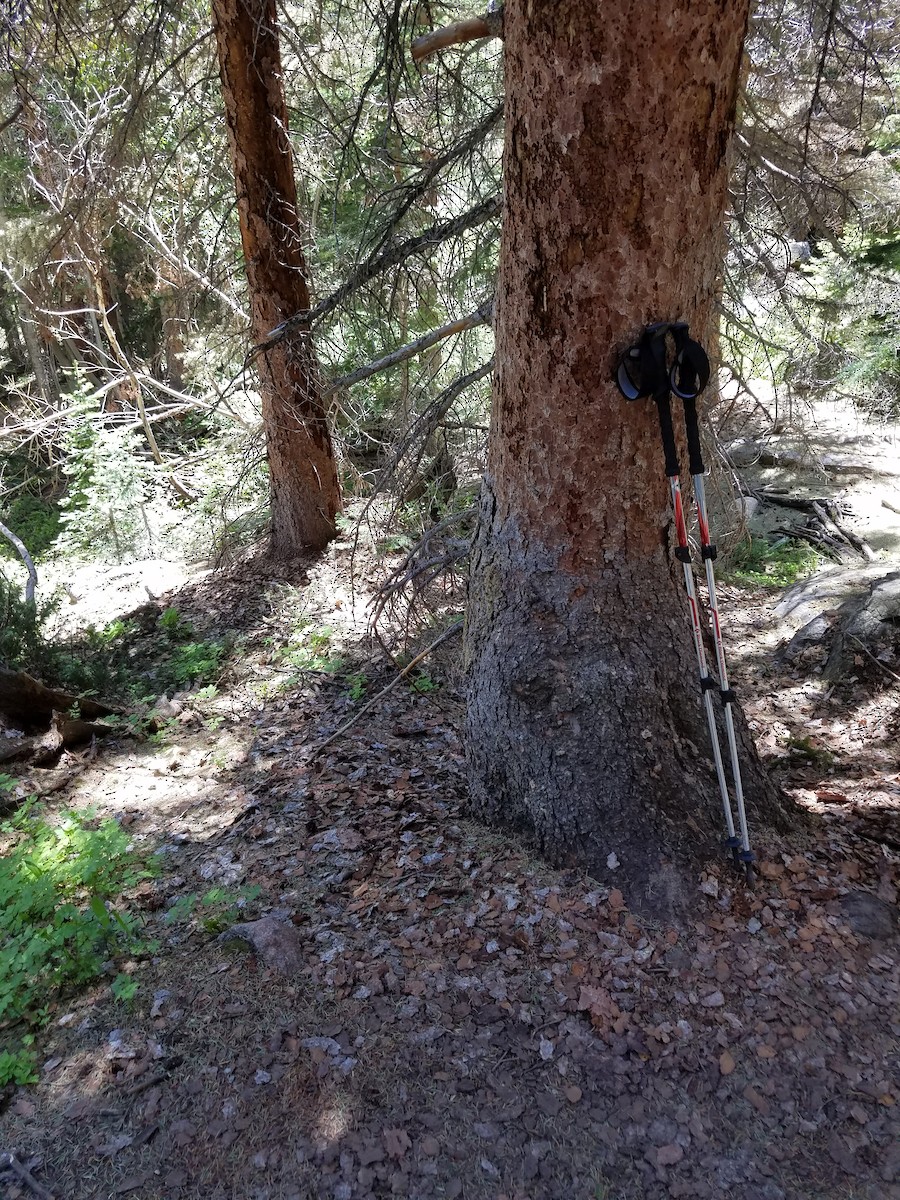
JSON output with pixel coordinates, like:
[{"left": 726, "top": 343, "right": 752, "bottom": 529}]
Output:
[
  {"left": 670, "top": 326, "right": 754, "bottom": 881},
  {"left": 616, "top": 325, "right": 741, "bottom": 866}
]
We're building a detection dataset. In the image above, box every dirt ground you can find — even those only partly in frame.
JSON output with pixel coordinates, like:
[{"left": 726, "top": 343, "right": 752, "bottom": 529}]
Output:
[
  {"left": 0, "top": 556, "right": 897, "bottom": 1200},
  {"left": 1, "top": 397, "right": 899, "bottom": 1200}
]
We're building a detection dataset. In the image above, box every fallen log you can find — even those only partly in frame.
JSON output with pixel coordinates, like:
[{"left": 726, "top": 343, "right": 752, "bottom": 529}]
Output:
[{"left": 0, "top": 663, "right": 117, "bottom": 730}]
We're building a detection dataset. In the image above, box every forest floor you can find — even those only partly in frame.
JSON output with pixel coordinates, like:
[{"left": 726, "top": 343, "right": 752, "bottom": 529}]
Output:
[{"left": 1, "top": 408, "right": 899, "bottom": 1200}]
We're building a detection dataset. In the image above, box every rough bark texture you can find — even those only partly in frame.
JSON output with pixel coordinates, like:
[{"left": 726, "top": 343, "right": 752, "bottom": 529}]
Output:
[
  {"left": 0, "top": 664, "right": 115, "bottom": 729},
  {"left": 213, "top": 0, "right": 340, "bottom": 555},
  {"left": 466, "top": 0, "right": 792, "bottom": 909}
]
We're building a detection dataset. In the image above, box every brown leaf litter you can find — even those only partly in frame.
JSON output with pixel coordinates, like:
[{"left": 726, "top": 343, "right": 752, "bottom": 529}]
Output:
[{"left": 1, "top": 568, "right": 898, "bottom": 1200}]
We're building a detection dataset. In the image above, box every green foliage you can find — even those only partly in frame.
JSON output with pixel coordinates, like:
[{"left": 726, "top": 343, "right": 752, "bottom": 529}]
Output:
[
  {"left": 165, "top": 883, "right": 261, "bottom": 934},
  {"left": 1, "top": 495, "right": 61, "bottom": 559},
  {"left": 110, "top": 972, "right": 139, "bottom": 1004},
  {"left": 724, "top": 536, "right": 819, "bottom": 588},
  {"left": 0, "top": 572, "right": 55, "bottom": 671},
  {"left": 0, "top": 1046, "right": 38, "bottom": 1086},
  {"left": 54, "top": 422, "right": 159, "bottom": 563},
  {"left": 280, "top": 622, "right": 344, "bottom": 673},
  {"left": 409, "top": 670, "right": 440, "bottom": 695},
  {"left": 170, "top": 640, "right": 225, "bottom": 685},
  {"left": 159, "top": 606, "right": 193, "bottom": 640},
  {"left": 0, "top": 803, "right": 153, "bottom": 1056},
  {"left": 345, "top": 671, "right": 367, "bottom": 701}
]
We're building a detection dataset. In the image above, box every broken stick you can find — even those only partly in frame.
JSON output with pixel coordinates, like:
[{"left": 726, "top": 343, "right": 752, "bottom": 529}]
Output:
[{"left": 312, "top": 622, "right": 462, "bottom": 756}]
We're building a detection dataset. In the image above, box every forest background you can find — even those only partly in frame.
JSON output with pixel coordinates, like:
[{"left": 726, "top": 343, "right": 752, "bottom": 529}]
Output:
[
  {"left": 0, "top": 0, "right": 897, "bottom": 634},
  {"left": 0, "top": 4, "right": 898, "bottom": 1195}
]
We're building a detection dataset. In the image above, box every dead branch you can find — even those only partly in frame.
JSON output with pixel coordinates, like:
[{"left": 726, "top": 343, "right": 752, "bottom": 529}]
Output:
[
  {"left": 312, "top": 621, "right": 463, "bottom": 756},
  {"left": 0, "top": 521, "right": 37, "bottom": 604},
  {"left": 369, "top": 359, "right": 493, "bottom": 497},
  {"left": 325, "top": 298, "right": 493, "bottom": 396},
  {"left": 0, "top": 664, "right": 117, "bottom": 729},
  {"left": 309, "top": 195, "right": 501, "bottom": 326},
  {"left": 846, "top": 633, "right": 900, "bottom": 684},
  {"left": 369, "top": 507, "right": 474, "bottom": 635},
  {"left": 0, "top": 1153, "right": 57, "bottom": 1200},
  {"left": 411, "top": 7, "right": 504, "bottom": 62}
]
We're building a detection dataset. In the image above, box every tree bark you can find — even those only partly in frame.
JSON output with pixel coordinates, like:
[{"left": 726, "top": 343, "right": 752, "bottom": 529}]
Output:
[
  {"left": 212, "top": 0, "right": 340, "bottom": 555},
  {"left": 466, "top": 0, "right": 794, "bottom": 910}
]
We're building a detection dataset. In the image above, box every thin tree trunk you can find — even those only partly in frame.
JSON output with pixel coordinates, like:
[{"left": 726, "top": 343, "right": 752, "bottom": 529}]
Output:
[
  {"left": 466, "top": 0, "right": 794, "bottom": 912},
  {"left": 212, "top": 0, "right": 340, "bottom": 555}
]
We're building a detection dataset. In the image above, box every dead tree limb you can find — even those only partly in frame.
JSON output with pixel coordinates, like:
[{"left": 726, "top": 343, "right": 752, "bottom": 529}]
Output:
[
  {"left": 309, "top": 195, "right": 501, "bottom": 326},
  {"left": 0, "top": 664, "right": 117, "bottom": 729},
  {"left": 0, "top": 521, "right": 37, "bottom": 604},
  {"left": 412, "top": 7, "right": 504, "bottom": 62},
  {"left": 325, "top": 298, "right": 493, "bottom": 396}
]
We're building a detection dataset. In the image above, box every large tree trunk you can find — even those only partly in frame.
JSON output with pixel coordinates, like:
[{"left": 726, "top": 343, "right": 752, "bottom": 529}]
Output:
[
  {"left": 466, "top": 0, "right": 793, "bottom": 909},
  {"left": 213, "top": 0, "right": 341, "bottom": 555}
]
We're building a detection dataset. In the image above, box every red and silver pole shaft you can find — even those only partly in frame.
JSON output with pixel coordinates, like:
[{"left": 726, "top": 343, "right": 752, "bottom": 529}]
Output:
[
  {"left": 691, "top": 473, "right": 752, "bottom": 861},
  {"left": 670, "top": 474, "right": 739, "bottom": 846}
]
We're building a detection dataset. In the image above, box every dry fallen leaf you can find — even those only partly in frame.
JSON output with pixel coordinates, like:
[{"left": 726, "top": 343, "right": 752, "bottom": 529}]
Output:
[
  {"left": 719, "top": 1049, "right": 736, "bottom": 1076},
  {"left": 383, "top": 1128, "right": 412, "bottom": 1160},
  {"left": 577, "top": 985, "right": 621, "bottom": 1031}
]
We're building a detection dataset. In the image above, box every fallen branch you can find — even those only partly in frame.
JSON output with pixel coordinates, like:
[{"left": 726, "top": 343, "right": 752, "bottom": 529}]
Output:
[
  {"left": 809, "top": 501, "right": 876, "bottom": 562},
  {"left": 412, "top": 7, "right": 504, "bottom": 61},
  {"left": 772, "top": 526, "right": 846, "bottom": 560},
  {"left": 324, "top": 298, "right": 493, "bottom": 396},
  {"left": 0, "top": 1153, "right": 57, "bottom": 1200},
  {"left": 312, "top": 622, "right": 463, "bottom": 756},
  {"left": 0, "top": 520, "right": 37, "bottom": 603},
  {"left": 0, "top": 664, "right": 117, "bottom": 729},
  {"left": 847, "top": 633, "right": 900, "bottom": 684}
]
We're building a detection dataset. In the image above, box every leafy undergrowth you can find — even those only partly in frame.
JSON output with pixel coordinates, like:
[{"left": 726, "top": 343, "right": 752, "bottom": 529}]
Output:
[
  {"left": 0, "top": 794, "right": 154, "bottom": 1086},
  {"left": 0, "top": 559, "right": 897, "bottom": 1200},
  {"left": 723, "top": 536, "right": 820, "bottom": 589}
]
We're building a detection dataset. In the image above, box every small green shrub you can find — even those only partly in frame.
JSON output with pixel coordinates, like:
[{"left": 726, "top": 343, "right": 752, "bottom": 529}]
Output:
[
  {"left": 0, "top": 1046, "right": 38, "bottom": 1086},
  {"left": 1, "top": 495, "right": 61, "bottom": 559},
  {"left": 110, "top": 972, "right": 139, "bottom": 1004},
  {"left": 345, "top": 671, "right": 368, "bottom": 701},
  {"left": 724, "top": 536, "right": 819, "bottom": 588},
  {"left": 165, "top": 884, "right": 261, "bottom": 933},
  {"left": 0, "top": 803, "right": 153, "bottom": 1041},
  {"left": 281, "top": 623, "right": 344, "bottom": 673},
  {"left": 170, "top": 640, "right": 225, "bottom": 685},
  {"left": 409, "top": 670, "right": 439, "bottom": 694},
  {"left": 158, "top": 606, "right": 193, "bottom": 641}
]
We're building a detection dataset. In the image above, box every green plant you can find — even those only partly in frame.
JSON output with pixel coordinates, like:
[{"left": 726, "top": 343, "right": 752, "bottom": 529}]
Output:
[
  {"left": 0, "top": 495, "right": 61, "bottom": 559},
  {"left": 0, "top": 804, "right": 153, "bottom": 1061},
  {"left": 171, "top": 639, "right": 225, "bottom": 685},
  {"left": 281, "top": 623, "right": 344, "bottom": 673},
  {"left": 409, "top": 670, "right": 440, "bottom": 694},
  {"left": 159, "top": 606, "right": 193, "bottom": 641},
  {"left": 345, "top": 671, "right": 368, "bottom": 701},
  {"left": 0, "top": 1047, "right": 38, "bottom": 1086},
  {"left": 724, "top": 536, "right": 819, "bottom": 588},
  {"left": 111, "top": 972, "right": 139, "bottom": 1003},
  {"left": 165, "top": 884, "right": 261, "bottom": 933}
]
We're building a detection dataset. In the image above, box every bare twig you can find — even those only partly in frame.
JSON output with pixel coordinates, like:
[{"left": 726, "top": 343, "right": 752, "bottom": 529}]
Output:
[
  {"left": 0, "top": 1153, "right": 57, "bottom": 1200},
  {"left": 412, "top": 7, "right": 504, "bottom": 62},
  {"left": 312, "top": 621, "right": 463, "bottom": 755},
  {"left": 847, "top": 634, "right": 900, "bottom": 684},
  {"left": 325, "top": 298, "right": 493, "bottom": 396}
]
